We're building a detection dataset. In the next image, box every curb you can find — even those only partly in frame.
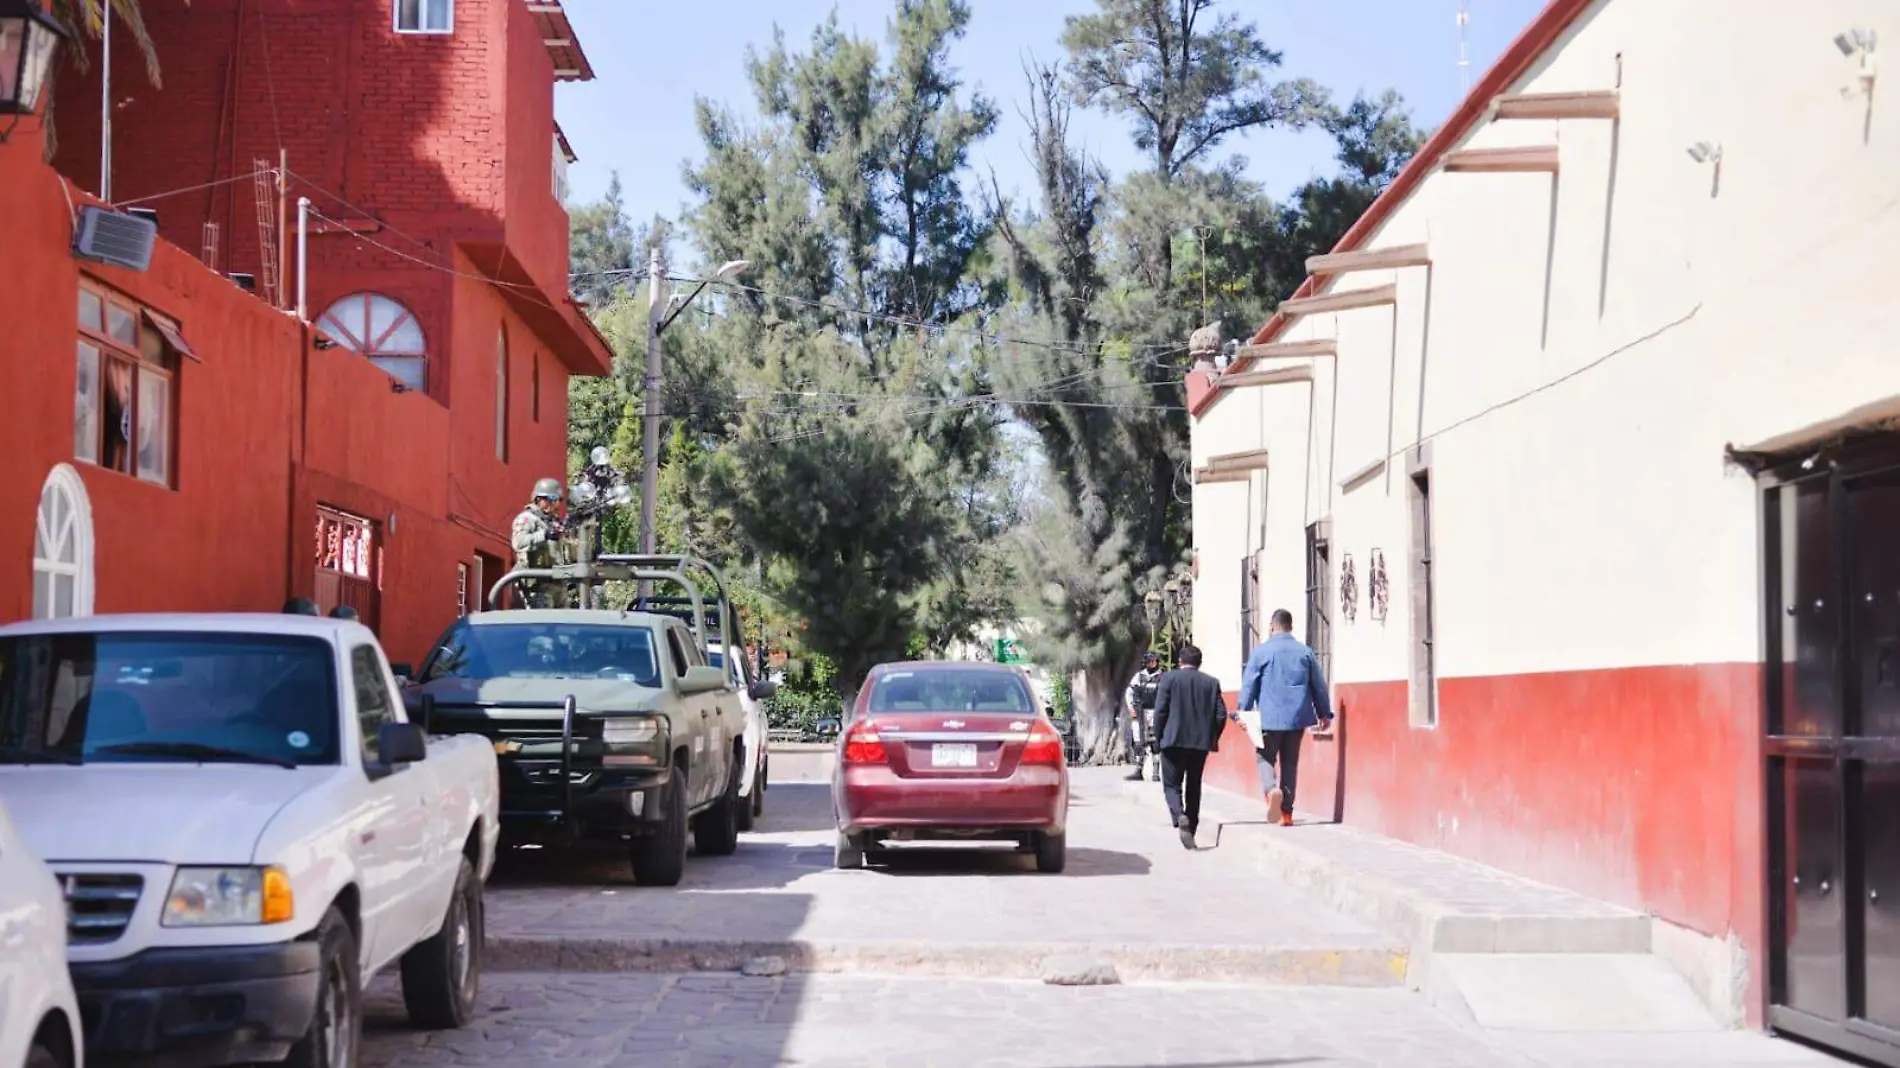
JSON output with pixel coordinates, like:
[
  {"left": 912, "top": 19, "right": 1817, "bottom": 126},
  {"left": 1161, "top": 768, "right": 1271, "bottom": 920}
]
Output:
[
  {"left": 1097, "top": 776, "right": 1659, "bottom": 1010},
  {"left": 485, "top": 935, "right": 1408, "bottom": 987}
]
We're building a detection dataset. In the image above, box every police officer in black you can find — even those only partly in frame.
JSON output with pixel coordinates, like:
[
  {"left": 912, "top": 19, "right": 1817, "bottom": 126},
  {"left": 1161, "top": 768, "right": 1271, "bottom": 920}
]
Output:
[{"left": 1125, "top": 651, "right": 1165, "bottom": 781}]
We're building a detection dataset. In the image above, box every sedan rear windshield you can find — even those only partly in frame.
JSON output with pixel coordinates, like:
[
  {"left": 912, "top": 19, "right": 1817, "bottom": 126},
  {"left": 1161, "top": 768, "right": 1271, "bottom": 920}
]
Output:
[
  {"left": 0, "top": 632, "right": 340, "bottom": 766},
  {"left": 867, "top": 668, "right": 1035, "bottom": 714},
  {"left": 424, "top": 623, "right": 661, "bottom": 686}
]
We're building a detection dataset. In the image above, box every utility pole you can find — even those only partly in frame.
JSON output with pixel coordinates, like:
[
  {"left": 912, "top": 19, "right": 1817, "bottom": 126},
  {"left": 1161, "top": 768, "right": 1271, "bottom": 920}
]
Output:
[
  {"left": 640, "top": 244, "right": 666, "bottom": 564},
  {"left": 100, "top": 3, "right": 112, "bottom": 201}
]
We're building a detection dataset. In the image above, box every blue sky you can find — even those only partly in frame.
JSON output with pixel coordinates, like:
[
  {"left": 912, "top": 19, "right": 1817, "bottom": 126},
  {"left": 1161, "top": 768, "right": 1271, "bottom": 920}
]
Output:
[{"left": 553, "top": 0, "right": 1547, "bottom": 254}]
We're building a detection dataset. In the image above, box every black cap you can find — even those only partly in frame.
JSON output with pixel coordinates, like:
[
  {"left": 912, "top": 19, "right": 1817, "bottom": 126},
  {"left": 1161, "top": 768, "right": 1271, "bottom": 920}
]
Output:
[
  {"left": 329, "top": 605, "right": 360, "bottom": 621},
  {"left": 282, "top": 597, "right": 319, "bottom": 616}
]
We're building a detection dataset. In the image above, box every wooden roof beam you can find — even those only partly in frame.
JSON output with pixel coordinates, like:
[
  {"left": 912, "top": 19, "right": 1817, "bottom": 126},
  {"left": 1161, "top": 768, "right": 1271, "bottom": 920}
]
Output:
[
  {"left": 1306, "top": 244, "right": 1430, "bottom": 276},
  {"left": 1205, "top": 449, "right": 1270, "bottom": 474},
  {"left": 1219, "top": 365, "right": 1316, "bottom": 390},
  {"left": 1232, "top": 338, "right": 1337, "bottom": 362},
  {"left": 1193, "top": 467, "right": 1253, "bottom": 485},
  {"left": 1492, "top": 89, "right": 1619, "bottom": 121},
  {"left": 1442, "top": 145, "right": 1560, "bottom": 173},
  {"left": 1276, "top": 283, "right": 1398, "bottom": 318}
]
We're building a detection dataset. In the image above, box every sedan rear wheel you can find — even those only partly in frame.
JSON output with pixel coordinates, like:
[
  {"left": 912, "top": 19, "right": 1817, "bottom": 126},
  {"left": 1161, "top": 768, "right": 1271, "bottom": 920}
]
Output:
[
  {"left": 833, "top": 831, "right": 864, "bottom": 870},
  {"left": 1034, "top": 831, "right": 1067, "bottom": 874}
]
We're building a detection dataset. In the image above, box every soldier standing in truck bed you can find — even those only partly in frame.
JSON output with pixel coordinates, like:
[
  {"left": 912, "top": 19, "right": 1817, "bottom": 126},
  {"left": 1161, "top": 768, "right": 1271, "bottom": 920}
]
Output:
[{"left": 511, "top": 478, "right": 565, "bottom": 609}]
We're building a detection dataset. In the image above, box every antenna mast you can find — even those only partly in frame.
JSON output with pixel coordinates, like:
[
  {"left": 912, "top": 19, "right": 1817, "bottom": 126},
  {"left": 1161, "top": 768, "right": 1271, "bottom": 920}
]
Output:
[{"left": 1456, "top": 2, "right": 1472, "bottom": 92}]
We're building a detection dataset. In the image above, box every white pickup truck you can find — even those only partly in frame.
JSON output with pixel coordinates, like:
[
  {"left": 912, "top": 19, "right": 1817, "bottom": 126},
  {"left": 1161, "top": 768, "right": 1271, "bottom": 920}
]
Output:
[{"left": 0, "top": 613, "right": 501, "bottom": 1068}]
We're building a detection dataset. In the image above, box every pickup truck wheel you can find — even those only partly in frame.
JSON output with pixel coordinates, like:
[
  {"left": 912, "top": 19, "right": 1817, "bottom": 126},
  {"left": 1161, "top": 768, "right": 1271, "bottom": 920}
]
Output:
[
  {"left": 286, "top": 908, "right": 361, "bottom": 1068},
  {"left": 694, "top": 764, "right": 741, "bottom": 856},
  {"left": 400, "top": 855, "right": 481, "bottom": 1029},
  {"left": 735, "top": 748, "right": 756, "bottom": 832},
  {"left": 630, "top": 773, "right": 688, "bottom": 886},
  {"left": 25, "top": 1035, "right": 65, "bottom": 1068}
]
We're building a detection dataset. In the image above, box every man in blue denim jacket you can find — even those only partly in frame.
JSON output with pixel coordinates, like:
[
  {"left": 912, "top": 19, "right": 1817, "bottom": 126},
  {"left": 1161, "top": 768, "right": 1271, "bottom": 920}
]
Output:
[{"left": 1237, "top": 609, "right": 1333, "bottom": 826}]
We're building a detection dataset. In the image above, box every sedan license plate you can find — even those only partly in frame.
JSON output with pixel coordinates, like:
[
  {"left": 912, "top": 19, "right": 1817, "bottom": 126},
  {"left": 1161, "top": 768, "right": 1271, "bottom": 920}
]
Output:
[{"left": 931, "top": 743, "right": 977, "bottom": 769}]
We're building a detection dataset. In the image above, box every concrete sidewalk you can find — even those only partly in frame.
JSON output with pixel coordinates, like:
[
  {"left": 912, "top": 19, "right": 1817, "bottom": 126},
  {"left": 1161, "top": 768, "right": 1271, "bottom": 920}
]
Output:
[
  {"left": 1106, "top": 770, "right": 1755, "bottom": 1038},
  {"left": 481, "top": 764, "right": 1406, "bottom": 985}
]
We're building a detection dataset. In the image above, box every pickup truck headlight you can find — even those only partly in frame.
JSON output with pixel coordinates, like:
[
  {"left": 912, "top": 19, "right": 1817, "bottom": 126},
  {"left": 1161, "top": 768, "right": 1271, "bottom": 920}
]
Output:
[
  {"left": 601, "top": 715, "right": 664, "bottom": 766},
  {"left": 163, "top": 866, "right": 294, "bottom": 927},
  {"left": 601, "top": 718, "right": 660, "bottom": 744}
]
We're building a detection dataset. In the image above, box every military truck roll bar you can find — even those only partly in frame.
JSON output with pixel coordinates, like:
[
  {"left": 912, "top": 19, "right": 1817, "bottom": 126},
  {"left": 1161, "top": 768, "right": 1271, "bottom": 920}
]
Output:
[{"left": 486, "top": 552, "right": 734, "bottom": 652}]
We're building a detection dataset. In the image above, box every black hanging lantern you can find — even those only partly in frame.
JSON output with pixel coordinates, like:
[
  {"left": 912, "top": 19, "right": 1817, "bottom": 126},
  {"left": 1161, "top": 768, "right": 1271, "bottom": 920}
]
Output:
[{"left": 0, "top": 0, "right": 69, "bottom": 118}]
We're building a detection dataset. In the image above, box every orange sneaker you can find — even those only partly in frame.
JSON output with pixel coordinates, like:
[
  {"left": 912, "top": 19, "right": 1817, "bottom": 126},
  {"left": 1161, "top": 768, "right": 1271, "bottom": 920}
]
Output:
[
  {"left": 1279, "top": 812, "right": 1294, "bottom": 827},
  {"left": 1265, "top": 787, "right": 1284, "bottom": 824}
]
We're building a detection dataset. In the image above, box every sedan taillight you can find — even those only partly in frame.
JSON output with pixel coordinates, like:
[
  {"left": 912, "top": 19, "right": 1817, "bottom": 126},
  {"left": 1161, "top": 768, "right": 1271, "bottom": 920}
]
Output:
[
  {"left": 842, "top": 721, "right": 887, "bottom": 764},
  {"left": 1021, "top": 720, "right": 1065, "bottom": 766}
]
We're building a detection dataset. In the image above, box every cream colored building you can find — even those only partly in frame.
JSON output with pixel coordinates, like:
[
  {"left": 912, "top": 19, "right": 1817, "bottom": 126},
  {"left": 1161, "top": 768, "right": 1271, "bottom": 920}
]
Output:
[{"left": 1185, "top": 1, "right": 1900, "bottom": 1057}]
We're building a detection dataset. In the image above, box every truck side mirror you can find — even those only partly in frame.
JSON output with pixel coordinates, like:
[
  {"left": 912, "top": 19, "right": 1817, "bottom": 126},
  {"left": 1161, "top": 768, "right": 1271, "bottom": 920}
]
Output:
[
  {"left": 379, "top": 722, "right": 428, "bottom": 765},
  {"left": 748, "top": 680, "right": 778, "bottom": 701}
]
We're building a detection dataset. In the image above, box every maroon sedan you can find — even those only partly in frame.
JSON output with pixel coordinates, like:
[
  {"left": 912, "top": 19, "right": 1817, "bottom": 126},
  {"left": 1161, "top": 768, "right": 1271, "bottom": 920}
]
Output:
[{"left": 831, "top": 661, "right": 1070, "bottom": 873}]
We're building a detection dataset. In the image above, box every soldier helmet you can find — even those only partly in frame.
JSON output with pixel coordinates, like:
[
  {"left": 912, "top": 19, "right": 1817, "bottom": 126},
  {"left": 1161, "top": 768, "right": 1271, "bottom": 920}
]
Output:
[
  {"left": 532, "top": 478, "right": 563, "bottom": 502},
  {"left": 282, "top": 597, "right": 319, "bottom": 616},
  {"left": 328, "top": 605, "right": 360, "bottom": 621},
  {"left": 1142, "top": 650, "right": 1161, "bottom": 666}
]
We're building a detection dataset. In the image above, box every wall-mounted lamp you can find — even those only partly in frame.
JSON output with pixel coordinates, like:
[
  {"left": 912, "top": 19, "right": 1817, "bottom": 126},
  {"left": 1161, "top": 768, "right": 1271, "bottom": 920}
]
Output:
[
  {"left": 1835, "top": 28, "right": 1878, "bottom": 57},
  {"left": 0, "top": 0, "right": 71, "bottom": 134},
  {"left": 1836, "top": 28, "right": 1878, "bottom": 93},
  {"left": 1686, "top": 141, "right": 1723, "bottom": 164}
]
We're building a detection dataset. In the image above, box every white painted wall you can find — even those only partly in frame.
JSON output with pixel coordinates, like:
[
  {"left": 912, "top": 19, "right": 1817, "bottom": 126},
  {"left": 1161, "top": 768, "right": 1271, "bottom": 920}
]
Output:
[{"left": 1191, "top": 0, "right": 1900, "bottom": 684}]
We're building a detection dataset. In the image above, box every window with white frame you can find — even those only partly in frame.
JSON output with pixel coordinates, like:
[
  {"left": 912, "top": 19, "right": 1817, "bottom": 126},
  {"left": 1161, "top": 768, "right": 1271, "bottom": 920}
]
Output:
[
  {"left": 316, "top": 293, "right": 428, "bottom": 393},
  {"left": 33, "top": 464, "right": 95, "bottom": 620},
  {"left": 552, "top": 134, "right": 571, "bottom": 203},
  {"left": 77, "top": 282, "right": 181, "bottom": 487},
  {"left": 395, "top": 0, "right": 452, "bottom": 33}
]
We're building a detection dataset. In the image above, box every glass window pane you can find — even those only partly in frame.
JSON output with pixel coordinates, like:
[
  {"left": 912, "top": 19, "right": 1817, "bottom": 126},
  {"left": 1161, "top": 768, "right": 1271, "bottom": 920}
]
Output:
[
  {"left": 32, "top": 571, "right": 50, "bottom": 620},
  {"left": 75, "top": 343, "right": 99, "bottom": 463},
  {"left": 379, "top": 316, "right": 425, "bottom": 354},
  {"left": 427, "top": 0, "right": 451, "bottom": 30},
  {"left": 137, "top": 369, "right": 171, "bottom": 485},
  {"left": 316, "top": 310, "right": 362, "bottom": 352},
  {"left": 369, "top": 355, "right": 426, "bottom": 393},
  {"left": 107, "top": 303, "right": 136, "bottom": 346},
  {"left": 53, "top": 574, "right": 74, "bottom": 618},
  {"left": 367, "top": 296, "right": 402, "bottom": 344},
  {"left": 396, "top": 0, "right": 420, "bottom": 29},
  {"left": 78, "top": 288, "right": 103, "bottom": 333},
  {"left": 102, "top": 357, "right": 134, "bottom": 474}
]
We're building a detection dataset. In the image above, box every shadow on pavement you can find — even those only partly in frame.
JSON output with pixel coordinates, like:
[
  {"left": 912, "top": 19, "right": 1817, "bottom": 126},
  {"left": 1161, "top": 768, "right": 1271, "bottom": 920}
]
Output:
[
  {"left": 865, "top": 843, "right": 1152, "bottom": 878},
  {"left": 360, "top": 888, "right": 818, "bottom": 1068}
]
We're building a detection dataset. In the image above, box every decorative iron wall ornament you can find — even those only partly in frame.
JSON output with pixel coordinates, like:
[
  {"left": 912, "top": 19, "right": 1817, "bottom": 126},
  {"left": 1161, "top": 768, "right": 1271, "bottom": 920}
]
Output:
[
  {"left": 1340, "top": 552, "right": 1359, "bottom": 623},
  {"left": 1369, "top": 549, "right": 1390, "bottom": 623}
]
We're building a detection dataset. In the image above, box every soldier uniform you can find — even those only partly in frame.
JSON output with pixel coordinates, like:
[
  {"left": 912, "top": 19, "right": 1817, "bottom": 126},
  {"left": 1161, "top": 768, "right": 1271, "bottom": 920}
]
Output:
[
  {"left": 1125, "top": 653, "right": 1165, "bottom": 782},
  {"left": 511, "top": 478, "right": 565, "bottom": 609}
]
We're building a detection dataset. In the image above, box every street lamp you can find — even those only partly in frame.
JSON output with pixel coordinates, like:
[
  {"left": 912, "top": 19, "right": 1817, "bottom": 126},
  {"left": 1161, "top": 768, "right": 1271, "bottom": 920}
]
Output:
[
  {"left": 0, "top": 0, "right": 70, "bottom": 124},
  {"left": 640, "top": 255, "right": 752, "bottom": 578},
  {"left": 1142, "top": 589, "right": 1164, "bottom": 637}
]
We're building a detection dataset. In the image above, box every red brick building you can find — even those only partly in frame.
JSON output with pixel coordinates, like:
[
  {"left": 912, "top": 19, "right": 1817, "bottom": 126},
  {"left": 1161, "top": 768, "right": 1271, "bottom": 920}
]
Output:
[{"left": 1, "top": 0, "right": 611, "bottom": 663}]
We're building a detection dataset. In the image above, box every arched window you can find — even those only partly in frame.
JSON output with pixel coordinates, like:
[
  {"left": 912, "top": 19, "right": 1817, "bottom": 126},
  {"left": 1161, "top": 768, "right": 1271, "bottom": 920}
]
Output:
[
  {"left": 33, "top": 464, "right": 95, "bottom": 620},
  {"left": 316, "top": 293, "right": 427, "bottom": 393}
]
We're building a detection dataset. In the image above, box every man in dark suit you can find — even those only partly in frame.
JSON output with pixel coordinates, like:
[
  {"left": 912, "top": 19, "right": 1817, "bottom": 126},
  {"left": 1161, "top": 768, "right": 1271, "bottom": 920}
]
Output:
[{"left": 1151, "top": 644, "right": 1229, "bottom": 849}]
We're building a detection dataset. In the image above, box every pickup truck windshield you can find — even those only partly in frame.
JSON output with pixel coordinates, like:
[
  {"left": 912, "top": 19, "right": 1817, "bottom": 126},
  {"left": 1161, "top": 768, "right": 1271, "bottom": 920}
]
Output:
[
  {"left": 0, "top": 632, "right": 340, "bottom": 766},
  {"left": 426, "top": 623, "right": 661, "bottom": 686}
]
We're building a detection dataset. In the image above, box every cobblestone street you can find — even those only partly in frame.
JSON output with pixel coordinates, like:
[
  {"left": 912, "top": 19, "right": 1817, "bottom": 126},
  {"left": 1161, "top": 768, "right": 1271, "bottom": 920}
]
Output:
[{"left": 348, "top": 753, "right": 1849, "bottom": 1067}]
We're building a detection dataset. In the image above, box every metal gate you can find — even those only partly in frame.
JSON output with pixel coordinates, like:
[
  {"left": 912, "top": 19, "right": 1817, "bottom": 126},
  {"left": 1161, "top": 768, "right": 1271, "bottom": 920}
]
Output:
[{"left": 1761, "top": 441, "right": 1900, "bottom": 1066}]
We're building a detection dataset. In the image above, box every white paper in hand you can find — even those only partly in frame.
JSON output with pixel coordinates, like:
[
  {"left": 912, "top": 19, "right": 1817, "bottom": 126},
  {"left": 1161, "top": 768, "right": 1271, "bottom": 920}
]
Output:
[{"left": 1238, "top": 707, "right": 1265, "bottom": 750}]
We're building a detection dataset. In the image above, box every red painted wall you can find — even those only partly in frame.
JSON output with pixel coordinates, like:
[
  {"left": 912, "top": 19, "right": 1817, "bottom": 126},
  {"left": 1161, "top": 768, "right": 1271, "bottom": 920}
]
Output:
[
  {"left": 3, "top": 11, "right": 592, "bottom": 666},
  {"left": 1201, "top": 666, "right": 1767, "bottom": 1024}
]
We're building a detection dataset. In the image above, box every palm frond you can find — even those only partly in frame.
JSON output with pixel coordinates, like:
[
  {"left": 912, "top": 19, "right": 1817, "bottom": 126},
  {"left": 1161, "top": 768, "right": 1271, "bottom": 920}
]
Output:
[{"left": 50, "top": 0, "right": 170, "bottom": 86}]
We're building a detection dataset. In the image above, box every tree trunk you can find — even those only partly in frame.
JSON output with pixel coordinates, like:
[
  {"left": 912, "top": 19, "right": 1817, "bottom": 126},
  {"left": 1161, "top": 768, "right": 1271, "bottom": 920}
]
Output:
[{"left": 1072, "top": 663, "right": 1130, "bottom": 765}]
